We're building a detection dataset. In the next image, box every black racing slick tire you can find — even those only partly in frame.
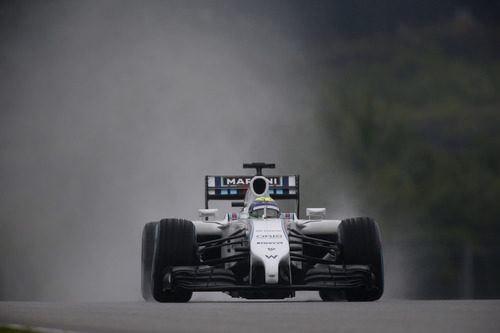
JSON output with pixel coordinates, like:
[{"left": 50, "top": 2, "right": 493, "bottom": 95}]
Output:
[
  {"left": 151, "top": 218, "right": 198, "bottom": 302},
  {"left": 141, "top": 222, "right": 158, "bottom": 301},
  {"left": 338, "top": 217, "right": 384, "bottom": 301}
]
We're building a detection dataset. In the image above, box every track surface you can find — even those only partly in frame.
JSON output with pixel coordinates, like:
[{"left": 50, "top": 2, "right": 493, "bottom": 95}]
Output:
[{"left": 1, "top": 299, "right": 499, "bottom": 333}]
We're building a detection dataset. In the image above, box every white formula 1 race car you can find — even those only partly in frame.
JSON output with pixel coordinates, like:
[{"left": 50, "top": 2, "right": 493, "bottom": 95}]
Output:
[{"left": 141, "top": 163, "right": 383, "bottom": 302}]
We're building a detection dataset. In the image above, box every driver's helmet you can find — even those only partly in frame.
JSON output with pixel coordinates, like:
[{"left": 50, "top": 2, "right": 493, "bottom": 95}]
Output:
[{"left": 249, "top": 197, "right": 280, "bottom": 219}]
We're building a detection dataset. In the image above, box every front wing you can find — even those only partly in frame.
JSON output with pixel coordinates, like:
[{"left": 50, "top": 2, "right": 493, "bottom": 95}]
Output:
[{"left": 166, "top": 264, "right": 376, "bottom": 292}]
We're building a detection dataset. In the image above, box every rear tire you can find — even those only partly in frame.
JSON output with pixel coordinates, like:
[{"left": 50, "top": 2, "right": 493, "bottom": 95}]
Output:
[
  {"left": 338, "top": 217, "right": 384, "bottom": 301},
  {"left": 151, "top": 218, "right": 198, "bottom": 302},
  {"left": 141, "top": 222, "right": 158, "bottom": 301}
]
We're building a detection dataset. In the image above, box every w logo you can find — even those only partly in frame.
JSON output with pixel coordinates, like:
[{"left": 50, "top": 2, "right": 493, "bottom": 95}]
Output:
[{"left": 265, "top": 255, "right": 278, "bottom": 259}]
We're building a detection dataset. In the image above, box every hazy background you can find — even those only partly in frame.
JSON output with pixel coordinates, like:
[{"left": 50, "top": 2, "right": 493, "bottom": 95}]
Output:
[{"left": 1, "top": 0, "right": 498, "bottom": 301}]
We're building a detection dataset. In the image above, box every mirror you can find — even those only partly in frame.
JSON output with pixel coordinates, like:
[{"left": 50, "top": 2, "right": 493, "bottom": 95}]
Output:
[
  {"left": 306, "top": 208, "right": 326, "bottom": 219},
  {"left": 199, "top": 208, "right": 218, "bottom": 221}
]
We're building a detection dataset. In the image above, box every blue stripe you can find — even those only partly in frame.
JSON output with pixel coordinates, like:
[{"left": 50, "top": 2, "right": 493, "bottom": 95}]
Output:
[
  {"left": 215, "top": 177, "right": 221, "bottom": 187},
  {"left": 283, "top": 176, "right": 288, "bottom": 187}
]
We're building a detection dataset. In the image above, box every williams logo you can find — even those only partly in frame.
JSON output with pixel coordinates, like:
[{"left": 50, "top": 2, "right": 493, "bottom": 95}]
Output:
[{"left": 265, "top": 254, "right": 278, "bottom": 259}]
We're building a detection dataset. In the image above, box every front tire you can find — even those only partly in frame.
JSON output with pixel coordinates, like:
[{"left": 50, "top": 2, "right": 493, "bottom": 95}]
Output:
[
  {"left": 338, "top": 217, "right": 384, "bottom": 301},
  {"left": 151, "top": 218, "right": 198, "bottom": 302}
]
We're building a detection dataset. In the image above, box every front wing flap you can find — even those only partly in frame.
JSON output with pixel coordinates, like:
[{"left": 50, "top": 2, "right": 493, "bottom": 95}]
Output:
[{"left": 164, "top": 264, "right": 375, "bottom": 292}]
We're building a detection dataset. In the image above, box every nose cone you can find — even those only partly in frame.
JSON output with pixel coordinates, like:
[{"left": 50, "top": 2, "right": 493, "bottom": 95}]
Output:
[{"left": 248, "top": 219, "right": 290, "bottom": 284}]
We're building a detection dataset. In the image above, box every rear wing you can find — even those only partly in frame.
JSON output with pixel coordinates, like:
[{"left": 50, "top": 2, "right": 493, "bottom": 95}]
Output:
[{"left": 205, "top": 175, "right": 300, "bottom": 215}]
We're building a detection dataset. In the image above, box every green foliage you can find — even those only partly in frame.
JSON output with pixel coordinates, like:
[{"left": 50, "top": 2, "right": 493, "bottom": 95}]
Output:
[
  {"left": 0, "top": 327, "right": 40, "bottom": 333},
  {"left": 318, "top": 23, "right": 500, "bottom": 246}
]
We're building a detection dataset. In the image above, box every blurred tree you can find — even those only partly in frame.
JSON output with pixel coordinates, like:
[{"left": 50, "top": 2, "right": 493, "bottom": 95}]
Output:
[{"left": 316, "top": 19, "right": 500, "bottom": 297}]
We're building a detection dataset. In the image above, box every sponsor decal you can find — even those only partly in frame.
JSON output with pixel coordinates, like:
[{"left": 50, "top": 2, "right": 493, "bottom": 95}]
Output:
[
  {"left": 222, "top": 176, "right": 281, "bottom": 186},
  {"left": 223, "top": 177, "right": 251, "bottom": 186},
  {"left": 257, "top": 241, "right": 284, "bottom": 245},
  {"left": 256, "top": 234, "right": 283, "bottom": 239},
  {"left": 265, "top": 254, "right": 278, "bottom": 259},
  {"left": 267, "top": 248, "right": 276, "bottom": 251}
]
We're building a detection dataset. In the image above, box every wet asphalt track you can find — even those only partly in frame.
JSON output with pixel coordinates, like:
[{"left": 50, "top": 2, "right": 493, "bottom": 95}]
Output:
[{"left": 1, "top": 299, "right": 499, "bottom": 333}]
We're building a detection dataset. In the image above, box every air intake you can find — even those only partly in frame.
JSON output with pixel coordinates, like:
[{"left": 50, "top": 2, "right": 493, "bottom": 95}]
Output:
[{"left": 250, "top": 177, "right": 268, "bottom": 196}]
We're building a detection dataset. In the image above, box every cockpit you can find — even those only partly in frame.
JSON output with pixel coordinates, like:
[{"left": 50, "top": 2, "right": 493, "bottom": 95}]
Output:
[{"left": 249, "top": 197, "right": 281, "bottom": 219}]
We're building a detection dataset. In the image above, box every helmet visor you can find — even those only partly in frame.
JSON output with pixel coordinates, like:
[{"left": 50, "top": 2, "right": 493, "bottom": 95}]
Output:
[{"left": 250, "top": 208, "right": 265, "bottom": 218}]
